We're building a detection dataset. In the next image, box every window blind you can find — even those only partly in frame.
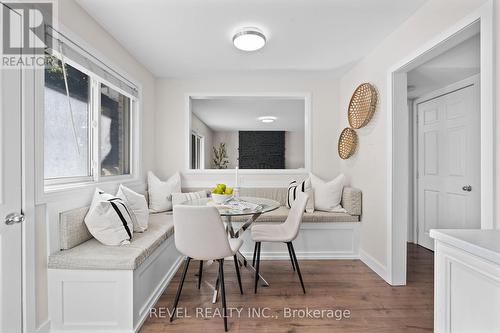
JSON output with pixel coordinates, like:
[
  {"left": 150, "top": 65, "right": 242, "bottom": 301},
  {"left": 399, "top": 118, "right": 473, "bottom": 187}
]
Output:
[{"left": 45, "top": 25, "right": 139, "bottom": 98}]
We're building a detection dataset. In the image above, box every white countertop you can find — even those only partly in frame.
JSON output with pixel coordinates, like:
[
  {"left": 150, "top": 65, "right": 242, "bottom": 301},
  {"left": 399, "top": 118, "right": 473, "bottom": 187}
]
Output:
[{"left": 430, "top": 229, "right": 500, "bottom": 265}]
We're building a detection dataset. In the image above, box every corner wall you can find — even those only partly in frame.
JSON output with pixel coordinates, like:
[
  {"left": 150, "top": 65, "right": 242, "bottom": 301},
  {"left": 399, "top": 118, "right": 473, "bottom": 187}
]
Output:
[{"left": 338, "top": 0, "right": 493, "bottom": 280}]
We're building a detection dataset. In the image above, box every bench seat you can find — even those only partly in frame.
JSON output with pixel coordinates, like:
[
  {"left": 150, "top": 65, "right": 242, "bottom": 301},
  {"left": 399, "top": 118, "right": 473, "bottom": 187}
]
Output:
[{"left": 48, "top": 213, "right": 174, "bottom": 270}]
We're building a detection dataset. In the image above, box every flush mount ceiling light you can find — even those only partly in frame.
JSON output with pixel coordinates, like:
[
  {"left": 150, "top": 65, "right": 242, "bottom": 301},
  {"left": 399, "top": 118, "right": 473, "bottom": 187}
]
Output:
[
  {"left": 258, "top": 116, "right": 276, "bottom": 123},
  {"left": 233, "top": 27, "right": 266, "bottom": 51}
]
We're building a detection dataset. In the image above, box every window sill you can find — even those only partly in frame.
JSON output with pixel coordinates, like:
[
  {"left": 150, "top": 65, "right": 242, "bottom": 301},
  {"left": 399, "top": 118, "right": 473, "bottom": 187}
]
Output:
[{"left": 37, "top": 175, "right": 143, "bottom": 204}]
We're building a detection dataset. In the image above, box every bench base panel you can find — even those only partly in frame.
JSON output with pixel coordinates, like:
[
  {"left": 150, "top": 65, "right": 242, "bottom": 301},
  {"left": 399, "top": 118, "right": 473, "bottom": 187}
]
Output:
[
  {"left": 48, "top": 237, "right": 182, "bottom": 333},
  {"left": 236, "top": 222, "right": 361, "bottom": 259}
]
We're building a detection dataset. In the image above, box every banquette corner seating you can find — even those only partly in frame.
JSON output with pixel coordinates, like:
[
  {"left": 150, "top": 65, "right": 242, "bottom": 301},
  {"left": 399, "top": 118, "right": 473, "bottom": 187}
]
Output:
[{"left": 47, "top": 186, "right": 361, "bottom": 333}]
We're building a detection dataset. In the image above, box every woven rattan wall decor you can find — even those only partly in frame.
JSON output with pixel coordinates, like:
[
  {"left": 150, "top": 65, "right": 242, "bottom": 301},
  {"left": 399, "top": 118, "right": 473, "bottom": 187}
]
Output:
[
  {"left": 338, "top": 127, "right": 358, "bottom": 160},
  {"left": 348, "top": 83, "right": 378, "bottom": 129}
]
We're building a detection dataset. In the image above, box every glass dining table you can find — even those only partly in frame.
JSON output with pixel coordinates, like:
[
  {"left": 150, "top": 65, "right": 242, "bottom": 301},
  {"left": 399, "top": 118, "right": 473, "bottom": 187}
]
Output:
[{"left": 180, "top": 196, "right": 280, "bottom": 303}]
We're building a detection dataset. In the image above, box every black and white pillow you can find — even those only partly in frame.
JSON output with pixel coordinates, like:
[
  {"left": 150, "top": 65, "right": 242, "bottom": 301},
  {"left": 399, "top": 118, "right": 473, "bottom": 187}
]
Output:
[
  {"left": 287, "top": 178, "right": 314, "bottom": 213},
  {"left": 84, "top": 189, "right": 135, "bottom": 246}
]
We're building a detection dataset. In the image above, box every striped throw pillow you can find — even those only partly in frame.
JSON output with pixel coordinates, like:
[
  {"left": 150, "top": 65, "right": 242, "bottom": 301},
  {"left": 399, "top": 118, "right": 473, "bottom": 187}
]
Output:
[
  {"left": 84, "top": 189, "right": 135, "bottom": 246},
  {"left": 287, "top": 178, "right": 314, "bottom": 213}
]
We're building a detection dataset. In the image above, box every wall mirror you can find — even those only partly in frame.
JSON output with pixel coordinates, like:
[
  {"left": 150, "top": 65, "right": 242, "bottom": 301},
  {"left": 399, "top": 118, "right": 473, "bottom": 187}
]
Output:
[{"left": 187, "top": 95, "right": 310, "bottom": 171}]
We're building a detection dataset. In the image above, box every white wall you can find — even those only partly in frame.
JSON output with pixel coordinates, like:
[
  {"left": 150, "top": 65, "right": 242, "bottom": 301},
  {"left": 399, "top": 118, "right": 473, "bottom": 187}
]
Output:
[
  {"left": 285, "top": 131, "right": 305, "bottom": 169},
  {"left": 191, "top": 114, "right": 214, "bottom": 168},
  {"left": 155, "top": 74, "right": 342, "bottom": 186},
  {"left": 408, "top": 33, "right": 480, "bottom": 98},
  {"left": 338, "top": 0, "right": 493, "bottom": 277},
  {"left": 495, "top": 0, "right": 500, "bottom": 230},
  {"left": 35, "top": 0, "right": 157, "bottom": 330}
]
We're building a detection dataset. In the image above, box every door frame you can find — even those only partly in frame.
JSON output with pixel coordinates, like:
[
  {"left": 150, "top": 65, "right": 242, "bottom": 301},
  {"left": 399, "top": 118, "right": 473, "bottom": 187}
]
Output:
[
  {"left": 413, "top": 74, "right": 481, "bottom": 247},
  {"left": 387, "top": 1, "right": 494, "bottom": 285}
]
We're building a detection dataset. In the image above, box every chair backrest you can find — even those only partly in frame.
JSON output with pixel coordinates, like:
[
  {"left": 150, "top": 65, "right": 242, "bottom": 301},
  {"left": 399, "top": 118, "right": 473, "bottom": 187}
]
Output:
[
  {"left": 173, "top": 205, "right": 234, "bottom": 260},
  {"left": 283, "top": 191, "right": 309, "bottom": 241}
]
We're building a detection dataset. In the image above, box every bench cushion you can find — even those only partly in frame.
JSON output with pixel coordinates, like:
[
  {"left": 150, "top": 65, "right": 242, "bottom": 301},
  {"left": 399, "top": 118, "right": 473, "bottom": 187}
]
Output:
[
  {"left": 49, "top": 213, "right": 174, "bottom": 270},
  {"left": 230, "top": 206, "right": 359, "bottom": 223}
]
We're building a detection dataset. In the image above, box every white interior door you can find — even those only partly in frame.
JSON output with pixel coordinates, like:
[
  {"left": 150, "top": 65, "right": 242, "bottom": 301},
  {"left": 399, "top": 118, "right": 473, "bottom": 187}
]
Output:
[
  {"left": 417, "top": 81, "right": 480, "bottom": 250},
  {"left": 0, "top": 4, "right": 23, "bottom": 333}
]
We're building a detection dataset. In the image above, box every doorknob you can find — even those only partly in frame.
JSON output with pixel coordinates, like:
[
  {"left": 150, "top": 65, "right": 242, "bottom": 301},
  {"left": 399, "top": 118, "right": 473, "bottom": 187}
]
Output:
[
  {"left": 462, "top": 185, "right": 472, "bottom": 192},
  {"left": 5, "top": 212, "right": 24, "bottom": 225}
]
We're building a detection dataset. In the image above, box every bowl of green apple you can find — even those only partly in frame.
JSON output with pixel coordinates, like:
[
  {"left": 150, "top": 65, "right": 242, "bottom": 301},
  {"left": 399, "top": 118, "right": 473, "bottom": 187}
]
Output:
[{"left": 211, "top": 184, "right": 234, "bottom": 204}]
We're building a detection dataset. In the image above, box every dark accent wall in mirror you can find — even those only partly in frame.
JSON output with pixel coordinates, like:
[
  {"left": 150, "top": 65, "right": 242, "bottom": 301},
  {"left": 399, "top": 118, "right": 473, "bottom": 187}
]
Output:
[{"left": 239, "top": 131, "right": 285, "bottom": 169}]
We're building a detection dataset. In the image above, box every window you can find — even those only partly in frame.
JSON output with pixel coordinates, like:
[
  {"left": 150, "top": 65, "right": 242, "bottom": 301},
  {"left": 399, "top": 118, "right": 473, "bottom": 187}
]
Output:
[
  {"left": 100, "top": 84, "right": 131, "bottom": 176},
  {"left": 43, "top": 54, "right": 136, "bottom": 187},
  {"left": 191, "top": 132, "right": 204, "bottom": 169},
  {"left": 44, "top": 57, "right": 91, "bottom": 180}
]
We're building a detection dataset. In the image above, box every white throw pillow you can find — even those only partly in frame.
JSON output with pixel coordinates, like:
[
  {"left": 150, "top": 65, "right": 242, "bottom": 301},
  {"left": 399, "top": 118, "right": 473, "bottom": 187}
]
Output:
[
  {"left": 172, "top": 190, "right": 208, "bottom": 206},
  {"left": 310, "top": 173, "right": 346, "bottom": 212},
  {"left": 287, "top": 178, "right": 315, "bottom": 213},
  {"left": 147, "top": 172, "right": 181, "bottom": 213},
  {"left": 84, "top": 189, "right": 134, "bottom": 246},
  {"left": 116, "top": 184, "right": 149, "bottom": 232}
]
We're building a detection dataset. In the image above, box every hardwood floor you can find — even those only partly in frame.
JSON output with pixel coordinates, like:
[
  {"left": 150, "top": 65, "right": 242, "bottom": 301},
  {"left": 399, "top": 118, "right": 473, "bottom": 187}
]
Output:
[{"left": 140, "top": 244, "right": 433, "bottom": 333}]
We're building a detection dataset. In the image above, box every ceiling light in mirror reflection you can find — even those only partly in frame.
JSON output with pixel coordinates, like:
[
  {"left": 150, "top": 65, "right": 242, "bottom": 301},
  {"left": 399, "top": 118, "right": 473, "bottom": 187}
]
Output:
[{"left": 258, "top": 116, "right": 277, "bottom": 123}]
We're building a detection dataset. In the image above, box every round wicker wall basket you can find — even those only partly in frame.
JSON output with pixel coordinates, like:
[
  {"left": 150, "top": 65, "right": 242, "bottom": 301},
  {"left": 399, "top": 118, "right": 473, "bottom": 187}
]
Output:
[
  {"left": 338, "top": 127, "right": 358, "bottom": 160},
  {"left": 348, "top": 83, "right": 378, "bottom": 129}
]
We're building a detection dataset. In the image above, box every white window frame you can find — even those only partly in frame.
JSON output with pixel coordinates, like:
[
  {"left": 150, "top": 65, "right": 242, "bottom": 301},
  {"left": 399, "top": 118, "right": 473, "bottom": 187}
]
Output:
[{"left": 35, "top": 30, "right": 142, "bottom": 201}]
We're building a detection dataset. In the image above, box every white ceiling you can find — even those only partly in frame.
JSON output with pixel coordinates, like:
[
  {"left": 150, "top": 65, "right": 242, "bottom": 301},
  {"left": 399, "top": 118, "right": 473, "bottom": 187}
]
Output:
[
  {"left": 76, "top": 0, "right": 428, "bottom": 78},
  {"left": 191, "top": 97, "right": 304, "bottom": 131},
  {"left": 408, "top": 33, "right": 480, "bottom": 99}
]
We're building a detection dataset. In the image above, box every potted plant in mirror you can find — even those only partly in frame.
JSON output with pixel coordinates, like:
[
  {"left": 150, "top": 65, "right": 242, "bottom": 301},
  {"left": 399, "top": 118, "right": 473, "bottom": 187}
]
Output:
[{"left": 212, "top": 143, "right": 229, "bottom": 169}]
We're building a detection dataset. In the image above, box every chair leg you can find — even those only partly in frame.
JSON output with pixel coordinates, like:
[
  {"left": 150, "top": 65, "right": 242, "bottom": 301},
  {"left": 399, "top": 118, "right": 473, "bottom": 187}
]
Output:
[
  {"left": 170, "top": 257, "right": 191, "bottom": 322},
  {"left": 254, "top": 242, "right": 261, "bottom": 294},
  {"left": 197, "top": 260, "right": 203, "bottom": 289},
  {"left": 218, "top": 259, "right": 228, "bottom": 332},
  {"left": 252, "top": 242, "right": 258, "bottom": 266},
  {"left": 286, "top": 242, "right": 296, "bottom": 271},
  {"left": 233, "top": 255, "right": 243, "bottom": 294},
  {"left": 288, "top": 242, "right": 306, "bottom": 294}
]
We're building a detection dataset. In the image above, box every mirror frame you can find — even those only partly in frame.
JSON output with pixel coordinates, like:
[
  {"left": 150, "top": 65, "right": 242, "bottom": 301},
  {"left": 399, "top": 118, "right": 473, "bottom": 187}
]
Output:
[{"left": 184, "top": 92, "right": 312, "bottom": 174}]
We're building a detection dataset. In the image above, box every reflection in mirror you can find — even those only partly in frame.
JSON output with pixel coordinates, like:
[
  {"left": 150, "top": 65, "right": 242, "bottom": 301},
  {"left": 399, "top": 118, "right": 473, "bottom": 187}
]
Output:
[{"left": 190, "top": 96, "right": 306, "bottom": 170}]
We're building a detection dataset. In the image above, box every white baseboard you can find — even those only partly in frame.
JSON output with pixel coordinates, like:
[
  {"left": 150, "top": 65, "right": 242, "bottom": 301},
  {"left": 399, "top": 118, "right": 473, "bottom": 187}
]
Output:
[
  {"left": 359, "top": 249, "right": 388, "bottom": 282},
  {"left": 36, "top": 320, "right": 51, "bottom": 333}
]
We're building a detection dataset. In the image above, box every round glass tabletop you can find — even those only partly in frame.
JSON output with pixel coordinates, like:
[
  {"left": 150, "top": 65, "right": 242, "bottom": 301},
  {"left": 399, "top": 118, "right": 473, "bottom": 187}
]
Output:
[{"left": 180, "top": 196, "right": 280, "bottom": 217}]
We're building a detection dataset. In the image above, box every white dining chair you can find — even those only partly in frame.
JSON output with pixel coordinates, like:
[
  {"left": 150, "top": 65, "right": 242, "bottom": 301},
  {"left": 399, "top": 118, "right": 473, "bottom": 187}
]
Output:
[
  {"left": 170, "top": 205, "right": 243, "bottom": 331},
  {"left": 251, "top": 191, "right": 309, "bottom": 294}
]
